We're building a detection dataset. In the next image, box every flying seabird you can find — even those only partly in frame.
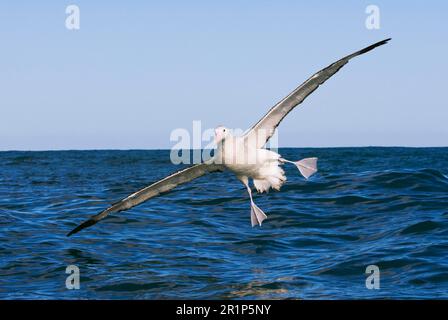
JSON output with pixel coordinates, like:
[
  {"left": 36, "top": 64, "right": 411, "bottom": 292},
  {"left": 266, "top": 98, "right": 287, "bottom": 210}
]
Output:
[{"left": 67, "top": 38, "right": 391, "bottom": 236}]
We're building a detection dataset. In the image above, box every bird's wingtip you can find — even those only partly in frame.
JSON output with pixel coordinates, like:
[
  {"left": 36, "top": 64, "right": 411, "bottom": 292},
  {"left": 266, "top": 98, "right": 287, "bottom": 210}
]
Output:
[
  {"left": 380, "top": 37, "right": 392, "bottom": 45},
  {"left": 357, "top": 37, "right": 392, "bottom": 56},
  {"left": 377, "top": 37, "right": 392, "bottom": 45},
  {"left": 66, "top": 218, "right": 97, "bottom": 237}
]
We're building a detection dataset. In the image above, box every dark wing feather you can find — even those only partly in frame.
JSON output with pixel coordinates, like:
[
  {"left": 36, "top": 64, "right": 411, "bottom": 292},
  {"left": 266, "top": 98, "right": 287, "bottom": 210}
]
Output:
[
  {"left": 67, "top": 162, "right": 222, "bottom": 236},
  {"left": 243, "top": 38, "right": 391, "bottom": 148}
]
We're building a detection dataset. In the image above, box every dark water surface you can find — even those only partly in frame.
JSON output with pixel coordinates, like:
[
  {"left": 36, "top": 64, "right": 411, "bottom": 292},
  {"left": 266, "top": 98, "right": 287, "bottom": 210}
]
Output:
[{"left": 0, "top": 148, "right": 447, "bottom": 299}]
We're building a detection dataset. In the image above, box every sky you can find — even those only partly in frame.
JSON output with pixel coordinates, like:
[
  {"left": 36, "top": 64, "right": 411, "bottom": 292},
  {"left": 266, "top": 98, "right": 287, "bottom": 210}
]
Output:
[{"left": 0, "top": 1, "right": 447, "bottom": 150}]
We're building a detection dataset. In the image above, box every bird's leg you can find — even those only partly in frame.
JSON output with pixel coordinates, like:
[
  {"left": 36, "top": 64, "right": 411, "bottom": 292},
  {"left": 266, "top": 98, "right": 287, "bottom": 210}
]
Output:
[
  {"left": 242, "top": 179, "right": 267, "bottom": 227},
  {"left": 280, "top": 157, "right": 318, "bottom": 180}
]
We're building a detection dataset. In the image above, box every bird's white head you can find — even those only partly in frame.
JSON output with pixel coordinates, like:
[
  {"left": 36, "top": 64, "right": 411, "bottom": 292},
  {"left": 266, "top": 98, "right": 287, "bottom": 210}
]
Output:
[{"left": 214, "top": 126, "right": 231, "bottom": 144}]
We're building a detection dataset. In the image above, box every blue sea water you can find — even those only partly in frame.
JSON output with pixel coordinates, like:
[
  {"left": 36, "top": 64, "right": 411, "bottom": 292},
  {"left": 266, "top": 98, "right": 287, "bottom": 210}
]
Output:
[{"left": 0, "top": 147, "right": 447, "bottom": 299}]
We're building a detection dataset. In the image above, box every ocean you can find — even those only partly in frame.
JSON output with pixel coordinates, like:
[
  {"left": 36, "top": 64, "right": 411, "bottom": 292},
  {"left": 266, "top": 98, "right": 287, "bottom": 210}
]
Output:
[{"left": 0, "top": 147, "right": 447, "bottom": 299}]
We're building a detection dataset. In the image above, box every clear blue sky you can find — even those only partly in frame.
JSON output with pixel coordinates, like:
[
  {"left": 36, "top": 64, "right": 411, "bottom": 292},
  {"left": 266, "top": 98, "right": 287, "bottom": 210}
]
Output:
[{"left": 1, "top": 1, "right": 447, "bottom": 150}]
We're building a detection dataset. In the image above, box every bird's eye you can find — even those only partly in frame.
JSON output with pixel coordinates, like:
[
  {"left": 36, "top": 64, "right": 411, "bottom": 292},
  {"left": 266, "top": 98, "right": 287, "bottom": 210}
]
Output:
[{"left": 223, "top": 129, "right": 226, "bottom": 132}]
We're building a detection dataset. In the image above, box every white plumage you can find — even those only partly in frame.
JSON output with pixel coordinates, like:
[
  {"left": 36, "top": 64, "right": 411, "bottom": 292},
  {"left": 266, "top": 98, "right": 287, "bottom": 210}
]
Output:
[{"left": 214, "top": 126, "right": 316, "bottom": 226}]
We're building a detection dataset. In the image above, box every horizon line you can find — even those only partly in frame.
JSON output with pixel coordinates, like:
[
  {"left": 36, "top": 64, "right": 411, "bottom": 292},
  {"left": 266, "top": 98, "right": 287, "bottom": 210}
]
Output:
[{"left": 1, "top": 145, "right": 447, "bottom": 152}]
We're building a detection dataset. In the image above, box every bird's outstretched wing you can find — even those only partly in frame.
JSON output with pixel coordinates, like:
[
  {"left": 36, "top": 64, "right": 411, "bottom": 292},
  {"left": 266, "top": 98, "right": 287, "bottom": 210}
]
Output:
[
  {"left": 243, "top": 38, "right": 391, "bottom": 149},
  {"left": 67, "top": 162, "right": 223, "bottom": 236}
]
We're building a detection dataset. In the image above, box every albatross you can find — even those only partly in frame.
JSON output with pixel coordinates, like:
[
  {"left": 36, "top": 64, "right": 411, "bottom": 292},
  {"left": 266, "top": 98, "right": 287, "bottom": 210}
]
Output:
[{"left": 67, "top": 38, "right": 391, "bottom": 236}]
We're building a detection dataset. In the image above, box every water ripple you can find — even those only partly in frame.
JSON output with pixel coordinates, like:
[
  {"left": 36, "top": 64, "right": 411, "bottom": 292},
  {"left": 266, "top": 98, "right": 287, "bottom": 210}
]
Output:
[{"left": 0, "top": 147, "right": 447, "bottom": 299}]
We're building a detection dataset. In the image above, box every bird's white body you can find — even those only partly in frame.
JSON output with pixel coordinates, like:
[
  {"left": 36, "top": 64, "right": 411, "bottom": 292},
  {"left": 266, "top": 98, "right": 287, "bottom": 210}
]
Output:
[
  {"left": 213, "top": 126, "right": 317, "bottom": 226},
  {"left": 215, "top": 133, "right": 286, "bottom": 193}
]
